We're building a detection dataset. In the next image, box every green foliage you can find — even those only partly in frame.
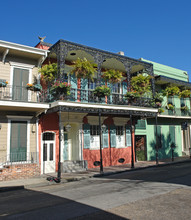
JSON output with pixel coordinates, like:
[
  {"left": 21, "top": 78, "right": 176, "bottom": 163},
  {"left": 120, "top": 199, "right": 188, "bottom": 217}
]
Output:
[
  {"left": 154, "top": 92, "right": 164, "bottom": 103},
  {"left": 125, "top": 90, "right": 141, "bottom": 100},
  {"left": 179, "top": 89, "right": 191, "bottom": 98},
  {"left": 93, "top": 86, "right": 111, "bottom": 97},
  {"left": 163, "top": 86, "right": 180, "bottom": 97},
  {"left": 166, "top": 103, "right": 175, "bottom": 110},
  {"left": 70, "top": 58, "right": 97, "bottom": 80},
  {"left": 39, "top": 62, "right": 57, "bottom": 83},
  {"left": 102, "top": 69, "right": 123, "bottom": 84},
  {"left": 50, "top": 81, "right": 71, "bottom": 95},
  {"left": 136, "top": 150, "right": 146, "bottom": 161},
  {"left": 180, "top": 105, "right": 189, "bottom": 111},
  {"left": 131, "top": 74, "right": 152, "bottom": 95},
  {"left": 158, "top": 108, "right": 164, "bottom": 114},
  {"left": 26, "top": 83, "right": 42, "bottom": 91}
]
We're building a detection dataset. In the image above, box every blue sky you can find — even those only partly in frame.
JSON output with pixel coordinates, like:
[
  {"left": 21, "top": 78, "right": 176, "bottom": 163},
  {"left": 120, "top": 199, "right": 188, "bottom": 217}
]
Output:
[{"left": 1, "top": 0, "right": 191, "bottom": 78}]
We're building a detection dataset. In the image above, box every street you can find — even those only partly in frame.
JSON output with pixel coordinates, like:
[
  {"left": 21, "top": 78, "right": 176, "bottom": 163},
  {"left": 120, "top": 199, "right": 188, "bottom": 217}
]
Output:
[{"left": 1, "top": 162, "right": 191, "bottom": 220}]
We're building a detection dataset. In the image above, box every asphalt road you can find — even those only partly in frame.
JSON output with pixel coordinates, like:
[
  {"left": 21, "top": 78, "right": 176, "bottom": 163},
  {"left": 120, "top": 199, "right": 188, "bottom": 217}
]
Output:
[{"left": 1, "top": 162, "right": 191, "bottom": 220}]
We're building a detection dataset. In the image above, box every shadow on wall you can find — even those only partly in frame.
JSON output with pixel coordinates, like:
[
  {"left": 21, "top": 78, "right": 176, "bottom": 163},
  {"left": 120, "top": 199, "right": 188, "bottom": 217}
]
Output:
[{"left": 149, "top": 132, "right": 179, "bottom": 161}]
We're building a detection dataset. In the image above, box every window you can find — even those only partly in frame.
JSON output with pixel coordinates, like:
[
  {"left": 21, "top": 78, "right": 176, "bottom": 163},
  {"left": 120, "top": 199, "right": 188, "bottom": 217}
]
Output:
[
  {"left": 90, "top": 125, "right": 100, "bottom": 149},
  {"left": 88, "top": 79, "right": 97, "bottom": 90},
  {"left": 112, "top": 83, "right": 120, "bottom": 93},
  {"left": 116, "top": 126, "right": 125, "bottom": 148}
]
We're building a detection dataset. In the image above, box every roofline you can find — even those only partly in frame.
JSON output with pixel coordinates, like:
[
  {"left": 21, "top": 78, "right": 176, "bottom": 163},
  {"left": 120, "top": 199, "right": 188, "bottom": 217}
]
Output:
[
  {"left": 49, "top": 39, "right": 152, "bottom": 66},
  {"left": 0, "top": 40, "right": 49, "bottom": 56}
]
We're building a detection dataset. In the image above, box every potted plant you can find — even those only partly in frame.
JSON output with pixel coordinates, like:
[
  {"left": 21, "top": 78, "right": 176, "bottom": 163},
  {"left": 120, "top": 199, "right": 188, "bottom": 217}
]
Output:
[
  {"left": 163, "top": 86, "right": 180, "bottom": 97},
  {"left": 125, "top": 90, "right": 141, "bottom": 101},
  {"left": 26, "top": 83, "right": 34, "bottom": 91},
  {"left": 131, "top": 74, "right": 151, "bottom": 95},
  {"left": 70, "top": 58, "right": 97, "bottom": 80},
  {"left": 0, "top": 81, "right": 8, "bottom": 87},
  {"left": 166, "top": 103, "right": 175, "bottom": 111},
  {"left": 93, "top": 85, "right": 111, "bottom": 98},
  {"left": 180, "top": 105, "right": 189, "bottom": 112},
  {"left": 179, "top": 90, "right": 191, "bottom": 98},
  {"left": 51, "top": 81, "right": 71, "bottom": 96},
  {"left": 102, "top": 69, "right": 123, "bottom": 84},
  {"left": 33, "top": 84, "right": 42, "bottom": 91},
  {"left": 39, "top": 62, "right": 57, "bottom": 83},
  {"left": 158, "top": 108, "right": 164, "bottom": 114}
]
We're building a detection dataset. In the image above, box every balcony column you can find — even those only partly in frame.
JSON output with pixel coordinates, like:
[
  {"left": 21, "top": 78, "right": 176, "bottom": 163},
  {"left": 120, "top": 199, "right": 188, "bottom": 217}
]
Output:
[
  {"left": 124, "top": 62, "right": 133, "bottom": 91},
  {"left": 148, "top": 65, "right": 155, "bottom": 95},
  {"left": 94, "top": 53, "right": 104, "bottom": 86},
  {"left": 56, "top": 43, "right": 68, "bottom": 82}
]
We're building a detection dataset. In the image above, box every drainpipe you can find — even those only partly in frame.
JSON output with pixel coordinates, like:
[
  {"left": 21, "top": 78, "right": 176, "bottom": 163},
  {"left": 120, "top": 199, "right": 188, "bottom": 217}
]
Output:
[
  {"left": 99, "top": 110, "right": 103, "bottom": 173},
  {"left": 130, "top": 114, "right": 134, "bottom": 168},
  {"left": 36, "top": 118, "right": 39, "bottom": 164},
  {"left": 155, "top": 114, "right": 159, "bottom": 165},
  {"left": 57, "top": 108, "right": 62, "bottom": 182}
]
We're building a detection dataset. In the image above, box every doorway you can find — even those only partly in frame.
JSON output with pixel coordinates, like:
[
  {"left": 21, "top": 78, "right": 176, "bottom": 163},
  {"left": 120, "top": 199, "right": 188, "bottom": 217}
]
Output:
[
  {"left": 42, "top": 132, "right": 55, "bottom": 174},
  {"left": 135, "top": 135, "right": 147, "bottom": 161}
]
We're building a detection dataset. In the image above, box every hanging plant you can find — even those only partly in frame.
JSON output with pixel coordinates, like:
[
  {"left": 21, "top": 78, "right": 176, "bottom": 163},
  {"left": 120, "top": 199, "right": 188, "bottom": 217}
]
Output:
[
  {"left": 39, "top": 62, "right": 57, "bottom": 83},
  {"left": 102, "top": 69, "right": 123, "bottom": 84},
  {"left": 70, "top": 58, "right": 97, "bottom": 80},
  {"left": 163, "top": 86, "right": 180, "bottom": 97},
  {"left": 158, "top": 108, "right": 164, "bottom": 114},
  {"left": 93, "top": 85, "right": 111, "bottom": 97},
  {"left": 166, "top": 103, "right": 175, "bottom": 111},
  {"left": 131, "top": 74, "right": 152, "bottom": 95},
  {"left": 153, "top": 92, "right": 164, "bottom": 103},
  {"left": 179, "top": 90, "right": 191, "bottom": 98},
  {"left": 0, "top": 81, "right": 8, "bottom": 87},
  {"left": 26, "top": 83, "right": 42, "bottom": 91},
  {"left": 180, "top": 105, "right": 189, "bottom": 112},
  {"left": 125, "top": 90, "right": 141, "bottom": 100},
  {"left": 50, "top": 80, "right": 71, "bottom": 96}
]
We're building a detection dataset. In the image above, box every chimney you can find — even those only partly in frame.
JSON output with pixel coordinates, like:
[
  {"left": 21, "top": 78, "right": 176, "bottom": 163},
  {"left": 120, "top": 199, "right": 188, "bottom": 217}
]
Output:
[{"left": 117, "top": 51, "right": 125, "bottom": 56}]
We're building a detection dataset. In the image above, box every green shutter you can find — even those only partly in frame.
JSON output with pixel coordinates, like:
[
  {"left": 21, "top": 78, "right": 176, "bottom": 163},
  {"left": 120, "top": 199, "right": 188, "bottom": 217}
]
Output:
[
  {"left": 103, "top": 125, "right": 108, "bottom": 148},
  {"left": 169, "top": 126, "right": 175, "bottom": 146},
  {"left": 70, "top": 74, "right": 77, "bottom": 100},
  {"left": 83, "top": 124, "right": 90, "bottom": 149},
  {"left": 126, "top": 125, "right": 131, "bottom": 147},
  {"left": 81, "top": 79, "right": 88, "bottom": 102},
  {"left": 10, "top": 121, "right": 27, "bottom": 162},
  {"left": 122, "top": 81, "right": 127, "bottom": 95},
  {"left": 110, "top": 125, "right": 116, "bottom": 148}
]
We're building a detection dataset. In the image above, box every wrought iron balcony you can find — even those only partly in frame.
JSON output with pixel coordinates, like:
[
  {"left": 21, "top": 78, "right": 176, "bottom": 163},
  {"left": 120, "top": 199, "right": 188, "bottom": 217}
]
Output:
[
  {"left": 51, "top": 88, "right": 155, "bottom": 108},
  {"left": 0, "top": 85, "right": 48, "bottom": 103},
  {"left": 159, "top": 108, "right": 191, "bottom": 117}
]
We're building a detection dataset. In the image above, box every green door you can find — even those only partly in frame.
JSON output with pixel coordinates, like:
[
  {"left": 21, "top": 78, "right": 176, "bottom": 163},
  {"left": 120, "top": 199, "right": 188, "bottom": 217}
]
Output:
[
  {"left": 10, "top": 121, "right": 27, "bottom": 162},
  {"left": 13, "top": 68, "right": 29, "bottom": 101}
]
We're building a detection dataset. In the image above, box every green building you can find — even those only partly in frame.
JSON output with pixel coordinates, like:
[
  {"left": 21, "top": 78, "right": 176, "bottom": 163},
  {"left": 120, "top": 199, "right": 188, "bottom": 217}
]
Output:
[{"left": 135, "top": 58, "right": 191, "bottom": 161}]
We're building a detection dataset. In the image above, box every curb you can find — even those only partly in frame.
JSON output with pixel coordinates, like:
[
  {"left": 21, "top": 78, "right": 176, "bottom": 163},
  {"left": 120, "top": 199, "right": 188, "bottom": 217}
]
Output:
[
  {"left": 93, "top": 159, "right": 191, "bottom": 178},
  {"left": 0, "top": 185, "right": 24, "bottom": 193}
]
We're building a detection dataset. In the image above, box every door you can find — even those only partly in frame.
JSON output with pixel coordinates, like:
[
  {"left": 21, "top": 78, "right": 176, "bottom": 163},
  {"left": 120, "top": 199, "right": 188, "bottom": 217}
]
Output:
[
  {"left": 13, "top": 68, "right": 29, "bottom": 101},
  {"left": 42, "top": 133, "right": 55, "bottom": 174},
  {"left": 63, "top": 133, "right": 69, "bottom": 160},
  {"left": 135, "top": 135, "right": 147, "bottom": 161}
]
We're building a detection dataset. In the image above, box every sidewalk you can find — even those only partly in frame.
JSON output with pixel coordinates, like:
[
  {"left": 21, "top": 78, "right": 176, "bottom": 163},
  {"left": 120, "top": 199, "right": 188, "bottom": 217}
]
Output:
[{"left": 0, "top": 156, "right": 190, "bottom": 191}]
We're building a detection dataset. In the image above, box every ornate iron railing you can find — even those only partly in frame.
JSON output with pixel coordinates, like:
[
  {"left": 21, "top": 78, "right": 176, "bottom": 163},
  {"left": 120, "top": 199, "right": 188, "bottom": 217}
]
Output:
[
  {"left": 0, "top": 152, "right": 38, "bottom": 168},
  {"left": 160, "top": 108, "right": 191, "bottom": 117},
  {"left": 0, "top": 85, "right": 48, "bottom": 103},
  {"left": 52, "top": 88, "right": 155, "bottom": 108}
]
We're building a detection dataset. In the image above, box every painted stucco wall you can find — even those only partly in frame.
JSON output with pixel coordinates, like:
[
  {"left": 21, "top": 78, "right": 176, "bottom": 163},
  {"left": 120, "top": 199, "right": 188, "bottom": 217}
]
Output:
[{"left": 140, "top": 58, "right": 188, "bottom": 82}]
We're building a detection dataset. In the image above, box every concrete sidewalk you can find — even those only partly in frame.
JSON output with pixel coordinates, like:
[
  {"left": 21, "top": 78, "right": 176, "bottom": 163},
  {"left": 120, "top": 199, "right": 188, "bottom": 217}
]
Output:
[{"left": 0, "top": 156, "right": 190, "bottom": 191}]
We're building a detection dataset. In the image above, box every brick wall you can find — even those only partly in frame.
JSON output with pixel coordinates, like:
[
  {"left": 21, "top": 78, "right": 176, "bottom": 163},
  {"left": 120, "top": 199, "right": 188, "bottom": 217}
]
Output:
[{"left": 0, "top": 163, "right": 40, "bottom": 181}]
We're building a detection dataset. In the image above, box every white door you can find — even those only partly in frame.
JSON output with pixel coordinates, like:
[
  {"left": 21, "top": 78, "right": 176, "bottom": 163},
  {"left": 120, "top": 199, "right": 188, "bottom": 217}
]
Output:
[{"left": 42, "top": 133, "right": 55, "bottom": 174}]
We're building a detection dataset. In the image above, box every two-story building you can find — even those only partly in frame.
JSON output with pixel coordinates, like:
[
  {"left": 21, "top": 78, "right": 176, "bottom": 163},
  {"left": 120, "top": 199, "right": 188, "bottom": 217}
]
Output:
[{"left": 0, "top": 40, "right": 49, "bottom": 180}]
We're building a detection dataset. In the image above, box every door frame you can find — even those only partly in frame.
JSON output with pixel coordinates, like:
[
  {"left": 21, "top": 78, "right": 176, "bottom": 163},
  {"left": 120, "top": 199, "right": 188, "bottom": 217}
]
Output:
[{"left": 41, "top": 131, "right": 56, "bottom": 174}]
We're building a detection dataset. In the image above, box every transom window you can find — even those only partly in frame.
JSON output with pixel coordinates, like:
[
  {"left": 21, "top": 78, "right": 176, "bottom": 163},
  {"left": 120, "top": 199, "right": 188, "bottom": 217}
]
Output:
[
  {"left": 90, "top": 125, "right": 100, "bottom": 135},
  {"left": 116, "top": 126, "right": 124, "bottom": 135},
  {"left": 43, "top": 133, "right": 54, "bottom": 141}
]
